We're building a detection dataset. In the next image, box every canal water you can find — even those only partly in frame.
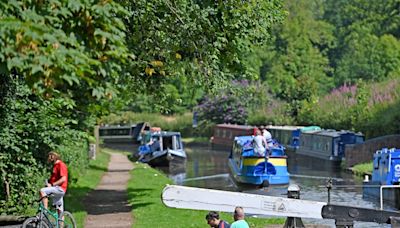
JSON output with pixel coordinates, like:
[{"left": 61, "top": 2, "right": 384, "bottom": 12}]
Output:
[{"left": 165, "top": 144, "right": 393, "bottom": 228}]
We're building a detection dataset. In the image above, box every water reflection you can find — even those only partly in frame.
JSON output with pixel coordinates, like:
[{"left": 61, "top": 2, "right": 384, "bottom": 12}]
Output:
[{"left": 160, "top": 144, "right": 392, "bottom": 228}]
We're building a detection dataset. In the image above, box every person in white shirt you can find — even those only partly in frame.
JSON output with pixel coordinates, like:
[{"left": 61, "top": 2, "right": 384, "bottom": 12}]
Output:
[
  {"left": 253, "top": 129, "right": 267, "bottom": 156},
  {"left": 262, "top": 129, "right": 274, "bottom": 148}
]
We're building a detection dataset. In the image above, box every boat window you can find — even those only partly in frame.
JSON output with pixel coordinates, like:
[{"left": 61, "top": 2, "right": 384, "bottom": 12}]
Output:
[
  {"left": 172, "top": 136, "right": 181, "bottom": 150},
  {"left": 356, "top": 136, "right": 364, "bottom": 143},
  {"left": 373, "top": 157, "right": 380, "bottom": 169},
  {"left": 163, "top": 136, "right": 173, "bottom": 150},
  {"left": 99, "top": 128, "right": 130, "bottom": 136}
]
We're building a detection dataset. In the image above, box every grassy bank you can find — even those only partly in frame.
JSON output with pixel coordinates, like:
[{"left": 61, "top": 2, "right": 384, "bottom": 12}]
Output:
[
  {"left": 128, "top": 162, "right": 284, "bottom": 228},
  {"left": 182, "top": 137, "right": 210, "bottom": 144},
  {"left": 65, "top": 148, "right": 111, "bottom": 227},
  {"left": 351, "top": 162, "right": 373, "bottom": 176}
]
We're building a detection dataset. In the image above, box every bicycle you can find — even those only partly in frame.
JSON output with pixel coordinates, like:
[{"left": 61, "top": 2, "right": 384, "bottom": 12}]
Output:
[{"left": 22, "top": 194, "right": 76, "bottom": 228}]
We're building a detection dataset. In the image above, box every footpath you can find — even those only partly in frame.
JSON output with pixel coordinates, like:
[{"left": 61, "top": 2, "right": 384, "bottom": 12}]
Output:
[{"left": 83, "top": 152, "right": 134, "bottom": 228}]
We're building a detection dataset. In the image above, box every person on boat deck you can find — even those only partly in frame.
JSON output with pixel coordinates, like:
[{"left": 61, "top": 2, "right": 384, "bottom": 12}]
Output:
[
  {"left": 231, "top": 206, "right": 249, "bottom": 228},
  {"left": 253, "top": 129, "right": 268, "bottom": 157},
  {"left": 262, "top": 129, "right": 274, "bottom": 148},
  {"left": 148, "top": 138, "right": 161, "bottom": 152},
  {"left": 206, "top": 211, "right": 230, "bottom": 228}
]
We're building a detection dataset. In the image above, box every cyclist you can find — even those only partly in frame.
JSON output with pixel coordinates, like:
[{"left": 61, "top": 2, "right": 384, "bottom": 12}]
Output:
[{"left": 40, "top": 151, "right": 68, "bottom": 215}]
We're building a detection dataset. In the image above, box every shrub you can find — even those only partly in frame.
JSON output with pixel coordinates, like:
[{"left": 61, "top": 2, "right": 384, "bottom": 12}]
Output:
[
  {"left": 297, "top": 78, "right": 400, "bottom": 137},
  {"left": 0, "top": 80, "right": 89, "bottom": 215}
]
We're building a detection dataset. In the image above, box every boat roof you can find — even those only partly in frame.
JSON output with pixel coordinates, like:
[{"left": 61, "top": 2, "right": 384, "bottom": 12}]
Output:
[
  {"left": 215, "top": 124, "right": 255, "bottom": 130},
  {"left": 303, "top": 129, "right": 363, "bottom": 137},
  {"left": 266, "top": 125, "right": 303, "bottom": 130},
  {"left": 234, "top": 136, "right": 254, "bottom": 145},
  {"left": 339, "top": 130, "right": 364, "bottom": 136},
  {"left": 99, "top": 125, "right": 136, "bottom": 130},
  {"left": 314, "top": 130, "right": 342, "bottom": 137},
  {"left": 300, "top": 126, "right": 321, "bottom": 132},
  {"left": 151, "top": 131, "right": 181, "bottom": 137}
]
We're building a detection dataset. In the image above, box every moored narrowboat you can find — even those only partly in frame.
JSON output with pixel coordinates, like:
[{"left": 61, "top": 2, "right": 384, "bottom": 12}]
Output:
[
  {"left": 98, "top": 122, "right": 150, "bottom": 151},
  {"left": 99, "top": 123, "right": 149, "bottom": 144},
  {"left": 211, "top": 124, "right": 256, "bottom": 148},
  {"left": 264, "top": 125, "right": 321, "bottom": 151},
  {"left": 265, "top": 125, "right": 302, "bottom": 150},
  {"left": 296, "top": 129, "right": 364, "bottom": 162},
  {"left": 228, "top": 136, "right": 290, "bottom": 187},
  {"left": 363, "top": 148, "right": 400, "bottom": 209},
  {"left": 138, "top": 130, "right": 186, "bottom": 167}
]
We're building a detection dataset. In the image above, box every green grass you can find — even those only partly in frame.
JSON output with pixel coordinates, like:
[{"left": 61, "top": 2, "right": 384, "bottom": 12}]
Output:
[
  {"left": 128, "top": 162, "right": 284, "bottom": 228},
  {"left": 65, "top": 148, "right": 111, "bottom": 227},
  {"left": 182, "top": 137, "right": 210, "bottom": 144},
  {"left": 351, "top": 162, "right": 373, "bottom": 176}
]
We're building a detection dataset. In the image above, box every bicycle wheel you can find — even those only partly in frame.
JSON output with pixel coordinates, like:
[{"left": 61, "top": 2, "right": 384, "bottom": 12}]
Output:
[
  {"left": 59, "top": 211, "right": 76, "bottom": 228},
  {"left": 22, "top": 216, "right": 50, "bottom": 228}
]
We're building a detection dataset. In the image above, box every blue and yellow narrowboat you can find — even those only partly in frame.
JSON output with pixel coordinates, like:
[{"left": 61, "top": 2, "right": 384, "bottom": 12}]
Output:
[{"left": 228, "top": 136, "right": 290, "bottom": 187}]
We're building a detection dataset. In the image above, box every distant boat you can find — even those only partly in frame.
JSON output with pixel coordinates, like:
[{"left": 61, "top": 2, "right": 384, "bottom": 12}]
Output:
[
  {"left": 296, "top": 129, "right": 364, "bottom": 162},
  {"left": 138, "top": 131, "right": 186, "bottom": 167},
  {"left": 211, "top": 124, "right": 256, "bottom": 148},
  {"left": 228, "top": 135, "right": 290, "bottom": 187},
  {"left": 99, "top": 122, "right": 150, "bottom": 144}
]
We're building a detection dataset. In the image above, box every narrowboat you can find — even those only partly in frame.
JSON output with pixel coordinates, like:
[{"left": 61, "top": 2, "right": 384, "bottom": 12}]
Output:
[
  {"left": 265, "top": 125, "right": 321, "bottom": 150},
  {"left": 265, "top": 125, "right": 303, "bottom": 149},
  {"left": 98, "top": 122, "right": 150, "bottom": 151},
  {"left": 211, "top": 124, "right": 256, "bottom": 148},
  {"left": 99, "top": 122, "right": 149, "bottom": 144},
  {"left": 296, "top": 129, "right": 364, "bottom": 162},
  {"left": 228, "top": 136, "right": 290, "bottom": 187},
  {"left": 138, "top": 130, "right": 186, "bottom": 167},
  {"left": 363, "top": 148, "right": 400, "bottom": 209}
]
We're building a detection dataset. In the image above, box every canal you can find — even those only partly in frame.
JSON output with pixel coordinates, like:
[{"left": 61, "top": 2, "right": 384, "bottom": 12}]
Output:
[{"left": 164, "top": 144, "right": 392, "bottom": 228}]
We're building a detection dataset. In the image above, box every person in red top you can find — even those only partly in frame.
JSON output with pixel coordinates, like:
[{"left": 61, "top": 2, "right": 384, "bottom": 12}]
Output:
[{"left": 40, "top": 151, "right": 68, "bottom": 214}]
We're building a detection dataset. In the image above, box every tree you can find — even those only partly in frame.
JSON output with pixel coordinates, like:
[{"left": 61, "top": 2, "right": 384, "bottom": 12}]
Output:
[
  {"left": 260, "top": 0, "right": 335, "bottom": 116},
  {"left": 324, "top": 0, "right": 400, "bottom": 85},
  {"left": 0, "top": 0, "right": 129, "bottom": 214},
  {"left": 335, "top": 32, "right": 400, "bottom": 85},
  {"left": 116, "top": 0, "right": 285, "bottom": 112}
]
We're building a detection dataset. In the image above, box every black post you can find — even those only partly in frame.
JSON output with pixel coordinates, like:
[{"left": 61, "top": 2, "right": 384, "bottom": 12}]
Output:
[
  {"left": 283, "top": 184, "right": 305, "bottom": 228},
  {"left": 326, "top": 178, "right": 332, "bottom": 205}
]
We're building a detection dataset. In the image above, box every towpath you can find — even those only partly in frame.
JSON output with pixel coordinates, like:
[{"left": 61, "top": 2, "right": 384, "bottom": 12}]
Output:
[{"left": 83, "top": 152, "right": 134, "bottom": 228}]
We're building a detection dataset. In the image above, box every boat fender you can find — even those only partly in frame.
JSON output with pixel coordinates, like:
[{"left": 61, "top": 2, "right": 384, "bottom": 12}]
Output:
[
  {"left": 167, "top": 153, "right": 173, "bottom": 161},
  {"left": 261, "top": 180, "right": 270, "bottom": 188}
]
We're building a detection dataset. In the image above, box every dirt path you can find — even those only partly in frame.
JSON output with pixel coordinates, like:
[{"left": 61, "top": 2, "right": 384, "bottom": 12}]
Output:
[{"left": 83, "top": 152, "right": 134, "bottom": 228}]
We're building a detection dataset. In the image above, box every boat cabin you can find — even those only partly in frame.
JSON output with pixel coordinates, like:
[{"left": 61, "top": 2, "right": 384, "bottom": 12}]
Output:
[
  {"left": 266, "top": 125, "right": 302, "bottom": 149},
  {"left": 211, "top": 124, "right": 256, "bottom": 148},
  {"left": 296, "top": 129, "right": 364, "bottom": 161},
  {"left": 99, "top": 122, "right": 150, "bottom": 144},
  {"left": 371, "top": 148, "right": 400, "bottom": 185},
  {"left": 141, "top": 131, "right": 184, "bottom": 152}
]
